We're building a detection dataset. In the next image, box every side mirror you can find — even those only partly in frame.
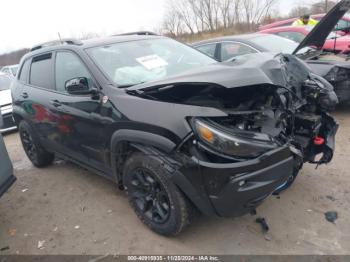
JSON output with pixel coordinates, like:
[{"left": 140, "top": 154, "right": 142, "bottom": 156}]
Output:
[{"left": 65, "top": 77, "right": 92, "bottom": 95}]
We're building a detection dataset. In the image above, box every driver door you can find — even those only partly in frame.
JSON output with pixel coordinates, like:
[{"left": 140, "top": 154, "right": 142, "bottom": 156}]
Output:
[{"left": 51, "top": 51, "right": 107, "bottom": 171}]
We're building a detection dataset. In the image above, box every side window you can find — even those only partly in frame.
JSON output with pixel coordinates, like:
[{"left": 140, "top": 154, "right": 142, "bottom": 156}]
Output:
[
  {"left": 220, "top": 42, "right": 257, "bottom": 61},
  {"left": 30, "top": 53, "right": 54, "bottom": 89},
  {"left": 19, "top": 59, "right": 31, "bottom": 83},
  {"left": 196, "top": 44, "right": 217, "bottom": 59},
  {"left": 55, "top": 52, "right": 92, "bottom": 93},
  {"left": 276, "top": 32, "right": 305, "bottom": 43}
]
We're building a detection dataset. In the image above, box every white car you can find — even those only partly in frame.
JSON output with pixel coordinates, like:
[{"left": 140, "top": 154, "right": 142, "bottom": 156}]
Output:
[
  {"left": 0, "top": 64, "right": 19, "bottom": 77},
  {"left": 0, "top": 73, "right": 16, "bottom": 132}
]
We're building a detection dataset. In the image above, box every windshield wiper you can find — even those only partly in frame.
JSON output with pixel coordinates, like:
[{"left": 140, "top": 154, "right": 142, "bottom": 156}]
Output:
[{"left": 118, "top": 82, "right": 146, "bottom": 88}]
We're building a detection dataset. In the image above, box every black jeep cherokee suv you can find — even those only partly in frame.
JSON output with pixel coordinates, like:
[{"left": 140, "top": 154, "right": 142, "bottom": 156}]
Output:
[{"left": 12, "top": 33, "right": 338, "bottom": 235}]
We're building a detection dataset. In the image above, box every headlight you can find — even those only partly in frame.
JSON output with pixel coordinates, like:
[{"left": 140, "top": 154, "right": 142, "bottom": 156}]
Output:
[{"left": 193, "top": 119, "right": 277, "bottom": 158}]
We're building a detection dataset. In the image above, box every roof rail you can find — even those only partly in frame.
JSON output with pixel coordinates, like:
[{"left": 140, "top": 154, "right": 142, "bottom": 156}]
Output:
[
  {"left": 30, "top": 38, "right": 83, "bottom": 52},
  {"left": 113, "top": 31, "right": 158, "bottom": 36}
]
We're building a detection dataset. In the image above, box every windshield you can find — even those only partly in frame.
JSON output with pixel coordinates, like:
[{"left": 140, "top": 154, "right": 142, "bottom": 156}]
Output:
[
  {"left": 250, "top": 34, "right": 298, "bottom": 54},
  {"left": 87, "top": 38, "right": 215, "bottom": 86},
  {"left": 304, "top": 26, "right": 339, "bottom": 39},
  {"left": 0, "top": 75, "right": 11, "bottom": 91},
  {"left": 250, "top": 34, "right": 314, "bottom": 55}
]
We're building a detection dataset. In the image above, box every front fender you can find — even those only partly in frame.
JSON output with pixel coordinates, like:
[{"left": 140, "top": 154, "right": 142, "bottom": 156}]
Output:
[{"left": 110, "top": 129, "right": 180, "bottom": 183}]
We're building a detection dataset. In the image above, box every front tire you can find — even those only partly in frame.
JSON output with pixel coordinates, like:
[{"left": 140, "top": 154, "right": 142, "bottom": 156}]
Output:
[
  {"left": 19, "top": 121, "right": 55, "bottom": 167},
  {"left": 123, "top": 152, "right": 194, "bottom": 236}
]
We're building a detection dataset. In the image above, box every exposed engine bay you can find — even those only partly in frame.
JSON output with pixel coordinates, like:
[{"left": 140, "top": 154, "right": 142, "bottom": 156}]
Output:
[{"left": 127, "top": 53, "right": 339, "bottom": 166}]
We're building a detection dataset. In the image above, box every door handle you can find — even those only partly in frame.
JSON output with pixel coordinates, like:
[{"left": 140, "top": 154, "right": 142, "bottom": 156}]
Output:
[
  {"left": 21, "top": 92, "right": 29, "bottom": 99},
  {"left": 51, "top": 100, "right": 62, "bottom": 107}
]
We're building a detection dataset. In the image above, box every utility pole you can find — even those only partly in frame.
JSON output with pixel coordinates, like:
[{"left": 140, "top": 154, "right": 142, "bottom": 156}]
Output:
[{"left": 325, "top": 0, "right": 328, "bottom": 12}]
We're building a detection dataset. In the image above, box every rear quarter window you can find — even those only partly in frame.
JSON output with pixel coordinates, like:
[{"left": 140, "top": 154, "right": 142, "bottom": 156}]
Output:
[{"left": 29, "top": 53, "right": 54, "bottom": 90}]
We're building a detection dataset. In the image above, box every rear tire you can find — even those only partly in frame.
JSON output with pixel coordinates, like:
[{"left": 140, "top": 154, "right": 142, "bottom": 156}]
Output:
[
  {"left": 123, "top": 152, "right": 194, "bottom": 236},
  {"left": 19, "top": 120, "right": 55, "bottom": 167}
]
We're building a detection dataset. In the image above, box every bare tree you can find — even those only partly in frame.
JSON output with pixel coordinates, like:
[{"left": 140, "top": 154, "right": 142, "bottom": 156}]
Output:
[
  {"left": 163, "top": 9, "right": 185, "bottom": 36},
  {"left": 288, "top": 6, "right": 310, "bottom": 18},
  {"left": 241, "top": 0, "right": 278, "bottom": 30},
  {"left": 162, "top": 0, "right": 279, "bottom": 35},
  {"left": 310, "top": 0, "right": 337, "bottom": 13}
]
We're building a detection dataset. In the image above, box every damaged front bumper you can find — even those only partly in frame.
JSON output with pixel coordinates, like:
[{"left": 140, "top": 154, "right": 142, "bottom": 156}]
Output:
[
  {"left": 174, "top": 113, "right": 338, "bottom": 218},
  {"left": 192, "top": 146, "right": 294, "bottom": 217}
]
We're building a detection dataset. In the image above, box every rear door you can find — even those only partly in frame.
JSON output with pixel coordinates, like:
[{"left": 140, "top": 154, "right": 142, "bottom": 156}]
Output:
[{"left": 26, "top": 53, "right": 60, "bottom": 148}]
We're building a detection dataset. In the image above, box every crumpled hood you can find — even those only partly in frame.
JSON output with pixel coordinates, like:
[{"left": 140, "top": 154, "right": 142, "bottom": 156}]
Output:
[
  {"left": 0, "top": 90, "right": 12, "bottom": 106},
  {"left": 293, "top": 0, "right": 350, "bottom": 54},
  {"left": 127, "top": 53, "right": 310, "bottom": 92}
]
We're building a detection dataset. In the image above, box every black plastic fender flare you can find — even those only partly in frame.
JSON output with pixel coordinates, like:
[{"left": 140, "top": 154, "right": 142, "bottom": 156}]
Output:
[
  {"left": 109, "top": 131, "right": 216, "bottom": 216},
  {"left": 110, "top": 129, "right": 177, "bottom": 183}
]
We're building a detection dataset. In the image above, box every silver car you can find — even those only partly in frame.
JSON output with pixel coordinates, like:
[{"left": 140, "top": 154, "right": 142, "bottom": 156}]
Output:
[
  {"left": 0, "top": 73, "right": 16, "bottom": 133},
  {"left": 0, "top": 64, "right": 19, "bottom": 77}
]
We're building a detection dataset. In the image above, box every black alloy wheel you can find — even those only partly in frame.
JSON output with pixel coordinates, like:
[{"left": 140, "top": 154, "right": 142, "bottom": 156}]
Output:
[
  {"left": 20, "top": 128, "right": 37, "bottom": 162},
  {"left": 19, "top": 121, "right": 55, "bottom": 167},
  {"left": 123, "top": 152, "right": 195, "bottom": 235},
  {"left": 129, "top": 167, "right": 171, "bottom": 224}
]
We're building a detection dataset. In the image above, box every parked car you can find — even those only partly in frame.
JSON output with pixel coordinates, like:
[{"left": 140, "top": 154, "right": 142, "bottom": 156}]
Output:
[
  {"left": 1, "top": 64, "right": 19, "bottom": 77},
  {"left": 259, "top": 13, "right": 350, "bottom": 35},
  {"left": 0, "top": 114, "right": 16, "bottom": 198},
  {"left": 193, "top": 0, "right": 350, "bottom": 103},
  {"left": 12, "top": 29, "right": 338, "bottom": 235},
  {"left": 259, "top": 25, "right": 350, "bottom": 54},
  {"left": 0, "top": 73, "right": 16, "bottom": 133}
]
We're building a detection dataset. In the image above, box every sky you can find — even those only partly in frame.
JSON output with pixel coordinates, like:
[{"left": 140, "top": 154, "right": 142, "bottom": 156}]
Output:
[{"left": 0, "top": 0, "right": 317, "bottom": 54}]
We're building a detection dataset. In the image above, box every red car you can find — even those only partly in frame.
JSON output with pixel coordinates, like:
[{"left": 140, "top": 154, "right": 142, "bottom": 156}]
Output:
[
  {"left": 260, "top": 25, "right": 350, "bottom": 54},
  {"left": 260, "top": 14, "right": 350, "bottom": 35}
]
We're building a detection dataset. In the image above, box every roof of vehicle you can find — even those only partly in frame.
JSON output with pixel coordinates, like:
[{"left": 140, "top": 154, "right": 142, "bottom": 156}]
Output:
[
  {"left": 22, "top": 34, "right": 164, "bottom": 60},
  {"left": 260, "top": 25, "right": 311, "bottom": 33},
  {"left": 1, "top": 64, "right": 18, "bottom": 69},
  {"left": 192, "top": 33, "right": 270, "bottom": 51},
  {"left": 259, "top": 14, "right": 326, "bottom": 30}
]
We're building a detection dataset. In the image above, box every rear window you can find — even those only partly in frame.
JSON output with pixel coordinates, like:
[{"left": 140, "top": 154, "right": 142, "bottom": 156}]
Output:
[
  {"left": 0, "top": 75, "right": 11, "bottom": 91},
  {"left": 29, "top": 53, "right": 54, "bottom": 89}
]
